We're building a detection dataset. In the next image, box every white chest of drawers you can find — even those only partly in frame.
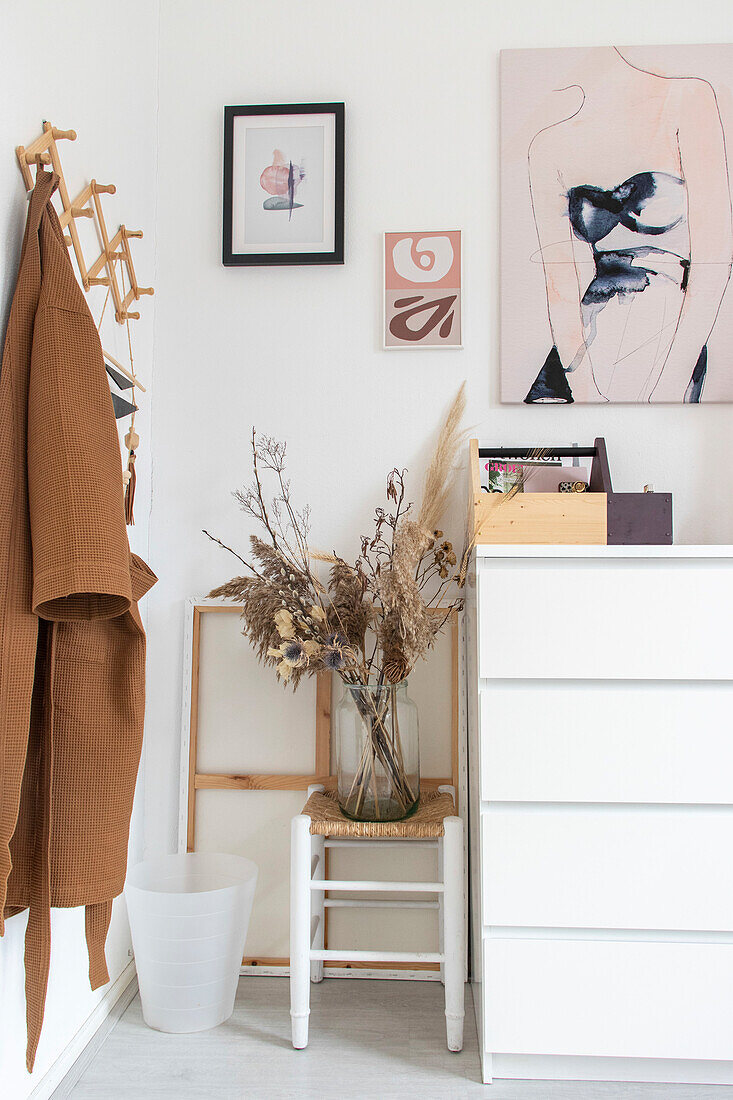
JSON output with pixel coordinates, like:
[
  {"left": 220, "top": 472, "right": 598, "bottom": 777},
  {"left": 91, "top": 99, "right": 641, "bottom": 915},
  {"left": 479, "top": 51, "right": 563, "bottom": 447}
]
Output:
[{"left": 466, "top": 545, "right": 733, "bottom": 1086}]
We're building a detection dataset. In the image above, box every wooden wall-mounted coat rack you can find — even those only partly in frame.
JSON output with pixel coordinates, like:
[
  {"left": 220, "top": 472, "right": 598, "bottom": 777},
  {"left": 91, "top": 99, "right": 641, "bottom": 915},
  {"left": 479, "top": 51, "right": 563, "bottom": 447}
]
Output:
[
  {"left": 16, "top": 121, "right": 153, "bottom": 523},
  {"left": 16, "top": 121, "right": 154, "bottom": 324}
]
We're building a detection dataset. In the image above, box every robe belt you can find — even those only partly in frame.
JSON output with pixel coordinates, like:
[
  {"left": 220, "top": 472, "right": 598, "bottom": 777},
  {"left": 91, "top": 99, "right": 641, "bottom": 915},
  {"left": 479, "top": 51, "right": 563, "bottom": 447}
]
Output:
[
  {"left": 23, "top": 624, "right": 113, "bottom": 1070},
  {"left": 24, "top": 620, "right": 53, "bottom": 1073},
  {"left": 85, "top": 900, "right": 113, "bottom": 990}
]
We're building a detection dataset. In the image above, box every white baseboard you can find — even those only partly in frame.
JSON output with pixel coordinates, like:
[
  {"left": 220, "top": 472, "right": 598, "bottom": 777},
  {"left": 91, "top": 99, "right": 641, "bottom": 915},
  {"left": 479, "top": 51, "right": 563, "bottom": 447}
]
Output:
[
  {"left": 30, "top": 961, "right": 138, "bottom": 1100},
  {"left": 492, "top": 1054, "right": 733, "bottom": 1086}
]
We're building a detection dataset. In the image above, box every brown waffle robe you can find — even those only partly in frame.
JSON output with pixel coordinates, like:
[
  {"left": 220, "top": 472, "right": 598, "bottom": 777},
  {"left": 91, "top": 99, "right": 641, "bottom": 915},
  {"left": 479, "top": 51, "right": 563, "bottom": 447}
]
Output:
[{"left": 0, "top": 169, "right": 156, "bottom": 1071}]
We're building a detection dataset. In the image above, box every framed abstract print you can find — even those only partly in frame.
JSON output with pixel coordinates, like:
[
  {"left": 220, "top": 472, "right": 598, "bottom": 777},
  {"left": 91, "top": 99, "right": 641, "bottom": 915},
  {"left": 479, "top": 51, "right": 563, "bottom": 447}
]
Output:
[
  {"left": 222, "top": 103, "right": 344, "bottom": 266},
  {"left": 384, "top": 230, "right": 462, "bottom": 348},
  {"left": 501, "top": 45, "right": 733, "bottom": 403}
]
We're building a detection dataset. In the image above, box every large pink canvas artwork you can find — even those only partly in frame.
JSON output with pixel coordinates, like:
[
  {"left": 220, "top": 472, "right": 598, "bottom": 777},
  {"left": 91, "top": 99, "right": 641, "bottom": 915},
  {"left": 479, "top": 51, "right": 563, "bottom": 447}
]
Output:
[
  {"left": 501, "top": 45, "right": 733, "bottom": 403},
  {"left": 384, "top": 231, "right": 462, "bottom": 348}
]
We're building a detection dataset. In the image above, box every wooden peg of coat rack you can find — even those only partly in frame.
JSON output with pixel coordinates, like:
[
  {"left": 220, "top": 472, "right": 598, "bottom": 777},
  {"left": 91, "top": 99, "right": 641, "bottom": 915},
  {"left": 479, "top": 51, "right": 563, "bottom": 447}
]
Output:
[
  {"left": 16, "top": 123, "right": 94, "bottom": 283},
  {"left": 16, "top": 124, "right": 76, "bottom": 188}
]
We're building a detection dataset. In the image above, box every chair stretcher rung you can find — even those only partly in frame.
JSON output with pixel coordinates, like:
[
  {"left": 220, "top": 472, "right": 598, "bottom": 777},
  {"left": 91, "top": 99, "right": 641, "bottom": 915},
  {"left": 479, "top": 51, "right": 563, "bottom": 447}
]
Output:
[
  {"left": 310, "top": 949, "right": 443, "bottom": 964},
  {"left": 323, "top": 898, "right": 439, "bottom": 909},
  {"left": 310, "top": 879, "right": 444, "bottom": 892},
  {"left": 323, "top": 839, "right": 438, "bottom": 849}
]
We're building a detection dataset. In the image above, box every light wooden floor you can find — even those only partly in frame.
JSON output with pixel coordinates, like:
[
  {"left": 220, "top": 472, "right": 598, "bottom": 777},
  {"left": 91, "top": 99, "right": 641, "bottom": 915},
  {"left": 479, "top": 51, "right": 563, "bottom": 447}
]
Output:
[{"left": 69, "top": 978, "right": 733, "bottom": 1099}]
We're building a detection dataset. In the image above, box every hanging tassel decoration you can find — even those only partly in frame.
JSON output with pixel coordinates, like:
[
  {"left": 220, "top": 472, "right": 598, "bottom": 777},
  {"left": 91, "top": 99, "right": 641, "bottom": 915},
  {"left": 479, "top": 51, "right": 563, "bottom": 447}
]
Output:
[{"left": 124, "top": 426, "right": 138, "bottom": 525}]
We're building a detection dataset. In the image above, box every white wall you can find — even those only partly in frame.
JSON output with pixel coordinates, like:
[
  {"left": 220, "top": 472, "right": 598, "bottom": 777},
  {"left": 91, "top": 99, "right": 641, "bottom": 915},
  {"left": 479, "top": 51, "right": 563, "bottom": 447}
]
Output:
[
  {"left": 146, "top": 0, "right": 733, "bottom": 861},
  {"left": 0, "top": 2, "right": 158, "bottom": 1095},
  {"left": 3, "top": 0, "right": 733, "bottom": 1089}
]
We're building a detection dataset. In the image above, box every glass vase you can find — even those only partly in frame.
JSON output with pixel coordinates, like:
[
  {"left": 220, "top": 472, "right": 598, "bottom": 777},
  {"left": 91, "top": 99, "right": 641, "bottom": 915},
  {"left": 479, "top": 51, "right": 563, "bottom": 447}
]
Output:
[{"left": 335, "top": 681, "right": 420, "bottom": 822}]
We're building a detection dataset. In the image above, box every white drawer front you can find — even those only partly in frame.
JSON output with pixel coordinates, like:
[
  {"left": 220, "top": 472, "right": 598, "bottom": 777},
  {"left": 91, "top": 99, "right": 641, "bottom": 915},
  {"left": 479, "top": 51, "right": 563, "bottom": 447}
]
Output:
[
  {"left": 480, "top": 683, "right": 733, "bottom": 804},
  {"left": 485, "top": 938, "right": 733, "bottom": 1061},
  {"left": 477, "top": 559, "right": 733, "bottom": 680},
  {"left": 482, "top": 807, "right": 733, "bottom": 930}
]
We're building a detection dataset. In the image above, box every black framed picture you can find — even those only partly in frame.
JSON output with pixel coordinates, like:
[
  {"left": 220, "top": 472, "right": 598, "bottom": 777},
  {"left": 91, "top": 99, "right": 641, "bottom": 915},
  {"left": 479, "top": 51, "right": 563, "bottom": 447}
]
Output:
[{"left": 222, "top": 103, "right": 344, "bottom": 266}]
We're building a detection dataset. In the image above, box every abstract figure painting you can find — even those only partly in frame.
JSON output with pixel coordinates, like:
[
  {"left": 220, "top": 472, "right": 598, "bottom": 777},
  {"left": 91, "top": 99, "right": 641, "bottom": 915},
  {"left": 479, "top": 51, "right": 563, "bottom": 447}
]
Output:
[
  {"left": 501, "top": 46, "right": 733, "bottom": 403},
  {"left": 223, "top": 103, "right": 344, "bottom": 266},
  {"left": 259, "top": 149, "right": 306, "bottom": 215},
  {"left": 384, "top": 231, "right": 462, "bottom": 348}
]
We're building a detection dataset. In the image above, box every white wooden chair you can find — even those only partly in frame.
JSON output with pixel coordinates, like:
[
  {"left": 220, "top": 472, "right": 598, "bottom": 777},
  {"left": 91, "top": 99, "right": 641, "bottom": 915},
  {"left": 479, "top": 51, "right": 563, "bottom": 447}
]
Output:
[{"left": 289, "top": 783, "right": 465, "bottom": 1051}]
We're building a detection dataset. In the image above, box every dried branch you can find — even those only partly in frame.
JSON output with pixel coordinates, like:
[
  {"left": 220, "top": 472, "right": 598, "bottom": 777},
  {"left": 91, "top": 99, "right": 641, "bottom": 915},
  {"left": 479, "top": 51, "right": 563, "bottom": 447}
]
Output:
[{"left": 204, "top": 386, "right": 466, "bottom": 691}]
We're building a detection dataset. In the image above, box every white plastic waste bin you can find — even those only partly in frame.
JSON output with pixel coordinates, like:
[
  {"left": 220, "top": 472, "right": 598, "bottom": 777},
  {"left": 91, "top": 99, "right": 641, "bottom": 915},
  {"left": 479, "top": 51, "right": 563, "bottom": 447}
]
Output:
[{"left": 125, "top": 852, "right": 258, "bottom": 1033}]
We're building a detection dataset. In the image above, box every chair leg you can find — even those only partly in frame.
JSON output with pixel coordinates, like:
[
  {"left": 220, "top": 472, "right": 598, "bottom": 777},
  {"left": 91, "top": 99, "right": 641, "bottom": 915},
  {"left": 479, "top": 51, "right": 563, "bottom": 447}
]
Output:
[
  {"left": 437, "top": 833, "right": 445, "bottom": 986},
  {"left": 311, "top": 833, "right": 325, "bottom": 983},
  {"left": 290, "top": 814, "right": 312, "bottom": 1049},
  {"left": 442, "top": 816, "right": 465, "bottom": 1052}
]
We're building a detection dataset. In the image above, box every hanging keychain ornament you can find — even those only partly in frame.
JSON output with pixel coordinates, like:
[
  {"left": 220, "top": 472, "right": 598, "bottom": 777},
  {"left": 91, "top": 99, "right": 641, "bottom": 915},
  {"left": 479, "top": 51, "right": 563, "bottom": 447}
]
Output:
[
  {"left": 121, "top": 267, "right": 139, "bottom": 525},
  {"left": 96, "top": 258, "right": 141, "bottom": 525}
]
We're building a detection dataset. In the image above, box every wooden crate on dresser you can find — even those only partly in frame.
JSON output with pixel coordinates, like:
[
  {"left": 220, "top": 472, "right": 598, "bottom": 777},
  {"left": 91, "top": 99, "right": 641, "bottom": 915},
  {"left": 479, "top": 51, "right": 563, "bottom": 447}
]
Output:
[
  {"left": 469, "top": 438, "right": 673, "bottom": 546},
  {"left": 466, "top": 544, "right": 733, "bottom": 1085}
]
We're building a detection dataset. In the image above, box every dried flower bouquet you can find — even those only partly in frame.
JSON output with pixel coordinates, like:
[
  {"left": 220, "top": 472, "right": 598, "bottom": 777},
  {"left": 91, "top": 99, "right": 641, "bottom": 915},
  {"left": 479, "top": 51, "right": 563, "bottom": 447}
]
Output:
[{"left": 204, "top": 386, "right": 466, "bottom": 818}]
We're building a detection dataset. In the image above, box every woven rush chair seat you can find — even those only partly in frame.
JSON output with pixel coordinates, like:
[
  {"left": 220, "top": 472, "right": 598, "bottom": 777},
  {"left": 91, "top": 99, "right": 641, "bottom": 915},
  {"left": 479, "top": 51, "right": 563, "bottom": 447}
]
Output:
[{"left": 301, "top": 787, "right": 456, "bottom": 839}]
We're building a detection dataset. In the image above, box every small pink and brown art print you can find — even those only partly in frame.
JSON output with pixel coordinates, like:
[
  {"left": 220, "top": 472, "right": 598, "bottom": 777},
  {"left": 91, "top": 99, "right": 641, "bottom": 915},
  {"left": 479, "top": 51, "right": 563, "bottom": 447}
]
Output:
[
  {"left": 501, "top": 46, "right": 733, "bottom": 403},
  {"left": 384, "top": 231, "right": 462, "bottom": 348}
]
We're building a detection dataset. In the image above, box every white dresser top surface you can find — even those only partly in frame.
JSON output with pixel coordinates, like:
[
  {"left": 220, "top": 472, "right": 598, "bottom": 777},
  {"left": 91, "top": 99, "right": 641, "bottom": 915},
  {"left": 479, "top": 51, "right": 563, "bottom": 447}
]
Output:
[{"left": 475, "top": 544, "right": 733, "bottom": 559}]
